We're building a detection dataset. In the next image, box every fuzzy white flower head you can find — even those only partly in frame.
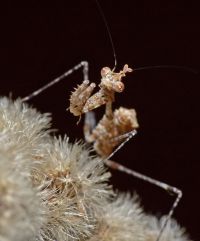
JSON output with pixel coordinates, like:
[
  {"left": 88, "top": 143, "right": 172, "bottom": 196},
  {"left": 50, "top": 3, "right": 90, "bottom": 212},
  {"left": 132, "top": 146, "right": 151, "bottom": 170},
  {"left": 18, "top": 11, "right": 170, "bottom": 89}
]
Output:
[
  {"left": 144, "top": 215, "right": 192, "bottom": 241},
  {"left": 0, "top": 97, "right": 53, "bottom": 174},
  {"left": 89, "top": 193, "right": 145, "bottom": 241},
  {"left": 0, "top": 150, "right": 46, "bottom": 241},
  {"left": 32, "top": 136, "right": 113, "bottom": 241},
  {"left": 0, "top": 97, "right": 51, "bottom": 155}
]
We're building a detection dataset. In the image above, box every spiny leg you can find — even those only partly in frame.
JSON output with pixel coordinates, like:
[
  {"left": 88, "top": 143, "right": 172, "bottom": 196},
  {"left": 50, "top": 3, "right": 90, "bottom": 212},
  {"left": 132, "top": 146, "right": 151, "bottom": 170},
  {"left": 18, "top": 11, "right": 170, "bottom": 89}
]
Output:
[
  {"left": 22, "top": 61, "right": 89, "bottom": 102},
  {"left": 104, "top": 130, "right": 182, "bottom": 241}
]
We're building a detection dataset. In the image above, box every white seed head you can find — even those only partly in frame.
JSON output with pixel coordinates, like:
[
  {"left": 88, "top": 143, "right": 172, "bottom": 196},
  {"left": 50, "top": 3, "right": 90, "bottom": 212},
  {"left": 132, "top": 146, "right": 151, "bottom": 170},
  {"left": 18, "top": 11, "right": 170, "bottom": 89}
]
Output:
[
  {"left": 144, "top": 215, "right": 192, "bottom": 241},
  {"left": 0, "top": 150, "right": 46, "bottom": 241},
  {"left": 89, "top": 193, "right": 146, "bottom": 241},
  {"left": 32, "top": 136, "right": 113, "bottom": 241},
  {"left": 0, "top": 97, "right": 52, "bottom": 170}
]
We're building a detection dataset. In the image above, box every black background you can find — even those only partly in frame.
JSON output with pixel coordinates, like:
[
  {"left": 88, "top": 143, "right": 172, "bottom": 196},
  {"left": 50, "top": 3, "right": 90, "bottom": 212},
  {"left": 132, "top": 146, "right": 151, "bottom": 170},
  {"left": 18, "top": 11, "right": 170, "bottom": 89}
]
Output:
[{"left": 0, "top": 1, "right": 199, "bottom": 240}]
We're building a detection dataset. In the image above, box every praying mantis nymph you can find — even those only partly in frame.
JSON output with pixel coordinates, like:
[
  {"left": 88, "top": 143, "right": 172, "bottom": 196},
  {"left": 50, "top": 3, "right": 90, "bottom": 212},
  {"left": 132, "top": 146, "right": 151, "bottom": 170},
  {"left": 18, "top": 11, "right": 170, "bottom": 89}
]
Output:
[{"left": 69, "top": 64, "right": 139, "bottom": 157}]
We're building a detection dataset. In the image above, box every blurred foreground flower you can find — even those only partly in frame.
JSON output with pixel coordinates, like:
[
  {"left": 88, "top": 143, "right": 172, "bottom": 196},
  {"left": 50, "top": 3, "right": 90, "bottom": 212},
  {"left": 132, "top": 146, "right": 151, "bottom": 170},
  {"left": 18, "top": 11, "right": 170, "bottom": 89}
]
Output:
[
  {"left": 144, "top": 215, "right": 192, "bottom": 241},
  {"left": 88, "top": 193, "right": 145, "bottom": 241},
  {"left": 0, "top": 148, "right": 46, "bottom": 241}
]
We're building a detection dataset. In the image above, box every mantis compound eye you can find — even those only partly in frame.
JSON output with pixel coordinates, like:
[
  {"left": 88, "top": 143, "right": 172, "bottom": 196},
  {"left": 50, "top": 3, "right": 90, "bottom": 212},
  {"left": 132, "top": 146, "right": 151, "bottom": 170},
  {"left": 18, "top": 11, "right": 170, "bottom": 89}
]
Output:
[{"left": 101, "top": 67, "right": 111, "bottom": 77}]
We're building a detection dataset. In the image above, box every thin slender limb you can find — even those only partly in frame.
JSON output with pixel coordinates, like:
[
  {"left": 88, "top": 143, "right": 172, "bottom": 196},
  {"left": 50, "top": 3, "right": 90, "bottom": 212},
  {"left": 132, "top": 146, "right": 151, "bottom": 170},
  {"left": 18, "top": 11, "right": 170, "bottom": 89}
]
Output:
[
  {"left": 104, "top": 130, "right": 182, "bottom": 241},
  {"left": 21, "top": 61, "right": 89, "bottom": 102},
  {"left": 110, "top": 131, "right": 137, "bottom": 143},
  {"left": 105, "top": 130, "right": 137, "bottom": 161}
]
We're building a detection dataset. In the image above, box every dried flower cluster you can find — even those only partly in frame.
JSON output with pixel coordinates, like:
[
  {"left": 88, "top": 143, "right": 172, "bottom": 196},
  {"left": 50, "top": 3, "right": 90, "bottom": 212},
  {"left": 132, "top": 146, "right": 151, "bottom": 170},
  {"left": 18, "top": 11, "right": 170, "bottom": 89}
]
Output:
[{"left": 0, "top": 96, "right": 191, "bottom": 241}]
